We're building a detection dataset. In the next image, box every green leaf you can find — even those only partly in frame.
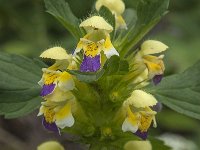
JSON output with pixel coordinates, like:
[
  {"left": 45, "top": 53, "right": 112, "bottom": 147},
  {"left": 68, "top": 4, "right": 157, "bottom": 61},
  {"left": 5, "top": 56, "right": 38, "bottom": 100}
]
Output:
[
  {"left": 123, "top": 9, "right": 137, "bottom": 29},
  {"left": 146, "top": 60, "right": 200, "bottom": 120},
  {"left": 103, "top": 56, "right": 129, "bottom": 76},
  {"left": 44, "top": 0, "right": 82, "bottom": 40},
  {"left": 157, "top": 110, "right": 200, "bottom": 132},
  {"left": 0, "top": 52, "right": 45, "bottom": 118},
  {"left": 118, "top": 0, "right": 170, "bottom": 57}
]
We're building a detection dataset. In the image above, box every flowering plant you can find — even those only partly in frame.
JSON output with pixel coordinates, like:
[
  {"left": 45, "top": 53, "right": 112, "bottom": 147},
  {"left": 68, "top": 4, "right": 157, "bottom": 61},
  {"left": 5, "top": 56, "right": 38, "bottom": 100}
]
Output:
[{"left": 0, "top": 0, "right": 200, "bottom": 149}]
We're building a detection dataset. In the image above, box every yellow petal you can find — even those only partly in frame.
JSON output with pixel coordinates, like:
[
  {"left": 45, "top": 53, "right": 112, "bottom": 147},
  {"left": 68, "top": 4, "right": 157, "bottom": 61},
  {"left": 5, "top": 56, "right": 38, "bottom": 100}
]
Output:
[
  {"left": 139, "top": 112, "right": 154, "bottom": 132},
  {"left": 43, "top": 71, "right": 60, "bottom": 85},
  {"left": 95, "top": 0, "right": 125, "bottom": 15},
  {"left": 124, "top": 141, "right": 152, "bottom": 150},
  {"left": 143, "top": 55, "right": 165, "bottom": 76},
  {"left": 57, "top": 71, "right": 75, "bottom": 91},
  {"left": 74, "top": 40, "right": 83, "bottom": 55},
  {"left": 95, "top": 0, "right": 104, "bottom": 10},
  {"left": 145, "top": 61, "right": 164, "bottom": 78},
  {"left": 80, "top": 16, "right": 113, "bottom": 33},
  {"left": 55, "top": 102, "right": 72, "bottom": 120},
  {"left": 122, "top": 118, "right": 138, "bottom": 133},
  {"left": 55, "top": 102, "right": 75, "bottom": 128},
  {"left": 116, "top": 15, "right": 127, "bottom": 29},
  {"left": 141, "top": 40, "right": 168, "bottom": 55},
  {"left": 55, "top": 112, "right": 74, "bottom": 128},
  {"left": 81, "top": 38, "right": 101, "bottom": 57},
  {"left": 124, "top": 90, "right": 157, "bottom": 108},
  {"left": 43, "top": 107, "right": 55, "bottom": 123},
  {"left": 45, "top": 88, "right": 74, "bottom": 102},
  {"left": 122, "top": 107, "right": 139, "bottom": 133},
  {"left": 37, "top": 141, "right": 65, "bottom": 150},
  {"left": 74, "top": 34, "right": 92, "bottom": 55},
  {"left": 103, "top": 36, "right": 119, "bottom": 58},
  {"left": 40, "top": 47, "right": 70, "bottom": 60},
  {"left": 48, "top": 60, "right": 69, "bottom": 71}
]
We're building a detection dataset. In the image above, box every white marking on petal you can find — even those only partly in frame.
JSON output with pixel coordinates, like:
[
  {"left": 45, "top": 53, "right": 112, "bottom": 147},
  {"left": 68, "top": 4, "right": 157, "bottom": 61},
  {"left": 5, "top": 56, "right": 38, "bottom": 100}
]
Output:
[
  {"left": 104, "top": 48, "right": 119, "bottom": 58},
  {"left": 38, "top": 77, "right": 44, "bottom": 86},
  {"left": 153, "top": 116, "right": 157, "bottom": 128},
  {"left": 122, "top": 118, "right": 138, "bottom": 133},
  {"left": 55, "top": 113, "right": 75, "bottom": 129},
  {"left": 37, "top": 106, "right": 44, "bottom": 116},
  {"left": 158, "top": 54, "right": 165, "bottom": 59},
  {"left": 73, "top": 47, "right": 81, "bottom": 56}
]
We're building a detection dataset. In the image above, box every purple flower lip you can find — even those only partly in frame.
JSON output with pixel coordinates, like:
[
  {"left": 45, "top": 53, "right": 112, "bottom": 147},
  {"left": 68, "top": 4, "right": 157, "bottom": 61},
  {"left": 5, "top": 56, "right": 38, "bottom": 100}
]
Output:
[
  {"left": 40, "top": 84, "right": 56, "bottom": 97},
  {"left": 135, "top": 130, "right": 148, "bottom": 140},
  {"left": 151, "top": 102, "right": 163, "bottom": 112},
  {"left": 153, "top": 74, "right": 163, "bottom": 85},
  {"left": 80, "top": 55, "right": 101, "bottom": 72},
  {"left": 42, "top": 118, "right": 60, "bottom": 135}
]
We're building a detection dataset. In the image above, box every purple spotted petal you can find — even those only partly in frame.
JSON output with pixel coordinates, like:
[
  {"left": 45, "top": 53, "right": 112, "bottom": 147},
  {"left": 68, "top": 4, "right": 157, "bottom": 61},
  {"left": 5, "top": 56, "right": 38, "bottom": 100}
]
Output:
[
  {"left": 80, "top": 55, "right": 101, "bottom": 72},
  {"left": 135, "top": 130, "right": 148, "bottom": 140},
  {"left": 40, "top": 84, "right": 56, "bottom": 97},
  {"left": 151, "top": 102, "right": 163, "bottom": 112},
  {"left": 153, "top": 74, "right": 163, "bottom": 85},
  {"left": 42, "top": 118, "right": 60, "bottom": 134}
]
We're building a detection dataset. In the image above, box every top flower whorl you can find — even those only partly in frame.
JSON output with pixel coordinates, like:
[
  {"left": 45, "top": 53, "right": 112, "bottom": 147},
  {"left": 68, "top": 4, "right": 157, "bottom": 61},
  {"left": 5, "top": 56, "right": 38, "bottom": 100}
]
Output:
[{"left": 80, "top": 16, "right": 113, "bottom": 33}]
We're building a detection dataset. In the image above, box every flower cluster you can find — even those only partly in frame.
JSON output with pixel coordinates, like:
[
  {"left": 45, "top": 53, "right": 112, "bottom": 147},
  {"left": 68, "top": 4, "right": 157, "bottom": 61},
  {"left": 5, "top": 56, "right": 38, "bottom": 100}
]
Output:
[
  {"left": 37, "top": 0, "right": 168, "bottom": 144},
  {"left": 38, "top": 47, "right": 77, "bottom": 132},
  {"left": 74, "top": 15, "right": 119, "bottom": 72}
]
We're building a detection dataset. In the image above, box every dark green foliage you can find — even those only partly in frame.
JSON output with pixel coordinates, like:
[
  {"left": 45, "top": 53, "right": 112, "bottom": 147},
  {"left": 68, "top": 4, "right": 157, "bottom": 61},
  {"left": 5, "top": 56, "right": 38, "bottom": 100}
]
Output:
[
  {"left": 44, "top": 0, "right": 83, "bottom": 40},
  {"left": 147, "top": 60, "right": 200, "bottom": 120},
  {"left": 117, "top": 0, "right": 170, "bottom": 57},
  {"left": 0, "top": 52, "right": 45, "bottom": 118}
]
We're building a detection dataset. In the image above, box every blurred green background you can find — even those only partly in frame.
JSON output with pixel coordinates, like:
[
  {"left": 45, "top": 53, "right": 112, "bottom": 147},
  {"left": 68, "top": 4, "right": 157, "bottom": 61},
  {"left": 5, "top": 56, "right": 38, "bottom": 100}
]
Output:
[{"left": 0, "top": 0, "right": 200, "bottom": 149}]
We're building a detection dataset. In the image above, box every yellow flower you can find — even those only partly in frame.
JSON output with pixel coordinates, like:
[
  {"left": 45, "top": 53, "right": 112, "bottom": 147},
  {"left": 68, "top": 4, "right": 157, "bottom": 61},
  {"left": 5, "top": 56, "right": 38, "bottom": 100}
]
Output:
[
  {"left": 38, "top": 69, "right": 75, "bottom": 97},
  {"left": 39, "top": 47, "right": 76, "bottom": 97},
  {"left": 75, "top": 34, "right": 118, "bottom": 58},
  {"left": 40, "top": 46, "right": 78, "bottom": 70},
  {"left": 40, "top": 46, "right": 71, "bottom": 60},
  {"left": 95, "top": 0, "right": 127, "bottom": 29},
  {"left": 74, "top": 16, "right": 119, "bottom": 72},
  {"left": 133, "top": 40, "right": 168, "bottom": 84},
  {"left": 38, "top": 97, "right": 75, "bottom": 129},
  {"left": 37, "top": 141, "right": 65, "bottom": 150},
  {"left": 38, "top": 70, "right": 76, "bottom": 130},
  {"left": 80, "top": 15, "right": 113, "bottom": 33},
  {"left": 122, "top": 90, "right": 157, "bottom": 139},
  {"left": 38, "top": 47, "right": 77, "bottom": 131},
  {"left": 124, "top": 141, "right": 152, "bottom": 150}
]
